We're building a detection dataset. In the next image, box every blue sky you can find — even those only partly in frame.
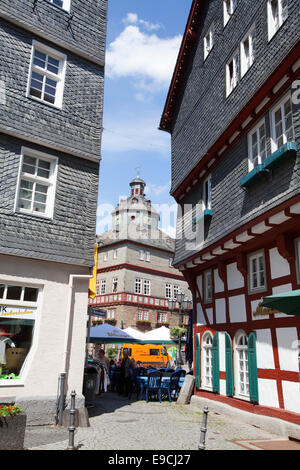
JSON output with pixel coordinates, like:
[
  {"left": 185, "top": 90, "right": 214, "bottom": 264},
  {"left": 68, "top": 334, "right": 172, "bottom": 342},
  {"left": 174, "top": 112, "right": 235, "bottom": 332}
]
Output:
[{"left": 97, "top": 0, "right": 192, "bottom": 236}]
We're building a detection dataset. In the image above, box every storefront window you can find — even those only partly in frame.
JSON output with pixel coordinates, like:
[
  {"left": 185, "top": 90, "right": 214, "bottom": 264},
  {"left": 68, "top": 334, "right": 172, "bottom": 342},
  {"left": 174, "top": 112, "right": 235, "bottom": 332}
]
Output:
[{"left": 0, "top": 283, "right": 38, "bottom": 380}]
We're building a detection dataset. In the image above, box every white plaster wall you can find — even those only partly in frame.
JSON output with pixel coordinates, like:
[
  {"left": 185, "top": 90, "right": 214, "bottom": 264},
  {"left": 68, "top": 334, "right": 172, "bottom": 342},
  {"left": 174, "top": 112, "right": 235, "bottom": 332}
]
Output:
[
  {"left": 0, "top": 255, "right": 89, "bottom": 400},
  {"left": 213, "top": 269, "right": 224, "bottom": 293},
  {"left": 227, "top": 263, "right": 244, "bottom": 290},
  {"left": 206, "top": 308, "right": 213, "bottom": 324},
  {"left": 196, "top": 303, "right": 206, "bottom": 325},
  {"left": 215, "top": 298, "right": 226, "bottom": 324},
  {"left": 220, "top": 379, "right": 226, "bottom": 396},
  {"left": 228, "top": 295, "right": 247, "bottom": 323},
  {"left": 282, "top": 381, "right": 300, "bottom": 413},
  {"left": 276, "top": 327, "right": 299, "bottom": 372},
  {"left": 258, "top": 379, "right": 279, "bottom": 408},
  {"left": 269, "top": 247, "right": 290, "bottom": 279},
  {"left": 256, "top": 329, "right": 275, "bottom": 369}
]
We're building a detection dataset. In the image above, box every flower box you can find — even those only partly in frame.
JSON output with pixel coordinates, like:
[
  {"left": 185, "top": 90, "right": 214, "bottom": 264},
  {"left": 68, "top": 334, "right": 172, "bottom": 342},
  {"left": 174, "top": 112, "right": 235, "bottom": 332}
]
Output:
[{"left": 0, "top": 409, "right": 26, "bottom": 450}]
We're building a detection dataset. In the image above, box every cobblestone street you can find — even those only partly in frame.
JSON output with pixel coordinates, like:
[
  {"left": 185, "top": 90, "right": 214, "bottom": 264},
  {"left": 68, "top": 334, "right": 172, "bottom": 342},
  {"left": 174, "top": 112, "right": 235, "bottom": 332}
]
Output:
[{"left": 24, "top": 392, "right": 282, "bottom": 451}]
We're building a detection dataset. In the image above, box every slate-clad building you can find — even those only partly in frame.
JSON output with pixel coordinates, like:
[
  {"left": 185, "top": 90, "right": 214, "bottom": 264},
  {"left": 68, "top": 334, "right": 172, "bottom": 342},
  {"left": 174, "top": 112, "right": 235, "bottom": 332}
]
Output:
[
  {"left": 160, "top": 0, "right": 300, "bottom": 427},
  {"left": 0, "top": 0, "right": 107, "bottom": 424}
]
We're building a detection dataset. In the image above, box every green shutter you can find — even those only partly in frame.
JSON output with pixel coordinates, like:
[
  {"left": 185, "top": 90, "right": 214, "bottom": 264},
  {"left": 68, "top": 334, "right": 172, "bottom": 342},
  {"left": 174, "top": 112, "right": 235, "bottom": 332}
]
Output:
[
  {"left": 212, "top": 332, "right": 220, "bottom": 393},
  {"left": 195, "top": 334, "right": 201, "bottom": 388},
  {"left": 225, "top": 332, "right": 234, "bottom": 397},
  {"left": 248, "top": 331, "right": 259, "bottom": 404}
]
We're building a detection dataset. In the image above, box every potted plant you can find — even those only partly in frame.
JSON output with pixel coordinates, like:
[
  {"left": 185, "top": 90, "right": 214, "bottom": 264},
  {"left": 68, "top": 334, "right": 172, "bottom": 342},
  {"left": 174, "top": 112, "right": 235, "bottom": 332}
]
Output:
[
  {"left": 104, "top": 318, "right": 117, "bottom": 326},
  {"left": 0, "top": 404, "right": 26, "bottom": 450}
]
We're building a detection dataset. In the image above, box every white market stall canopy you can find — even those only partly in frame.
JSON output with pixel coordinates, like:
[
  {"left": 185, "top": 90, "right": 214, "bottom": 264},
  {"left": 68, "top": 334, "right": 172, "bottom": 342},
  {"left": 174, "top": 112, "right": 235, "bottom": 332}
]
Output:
[
  {"left": 123, "top": 327, "right": 146, "bottom": 340},
  {"left": 141, "top": 326, "right": 176, "bottom": 344},
  {"left": 87, "top": 323, "right": 142, "bottom": 344}
]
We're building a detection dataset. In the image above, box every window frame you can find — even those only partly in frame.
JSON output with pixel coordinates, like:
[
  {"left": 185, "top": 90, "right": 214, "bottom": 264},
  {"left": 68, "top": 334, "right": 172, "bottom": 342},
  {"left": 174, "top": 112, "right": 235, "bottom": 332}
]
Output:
[
  {"left": 247, "top": 118, "right": 267, "bottom": 171},
  {"left": 143, "top": 279, "right": 151, "bottom": 296},
  {"left": 201, "top": 331, "right": 213, "bottom": 390},
  {"left": 226, "top": 49, "right": 239, "bottom": 97},
  {"left": 135, "top": 278, "right": 142, "bottom": 294},
  {"left": 267, "top": 0, "right": 288, "bottom": 41},
  {"left": 223, "top": 0, "right": 238, "bottom": 27},
  {"left": 240, "top": 26, "right": 255, "bottom": 78},
  {"left": 112, "top": 277, "right": 118, "bottom": 293},
  {"left": 14, "top": 147, "right": 58, "bottom": 219},
  {"left": 203, "top": 175, "right": 212, "bottom": 211},
  {"left": 48, "top": 0, "right": 71, "bottom": 13},
  {"left": 157, "top": 311, "right": 167, "bottom": 323},
  {"left": 204, "top": 269, "right": 213, "bottom": 304},
  {"left": 204, "top": 22, "right": 215, "bottom": 60},
  {"left": 165, "top": 283, "right": 172, "bottom": 299},
  {"left": 248, "top": 250, "right": 267, "bottom": 294},
  {"left": 26, "top": 40, "right": 67, "bottom": 109},
  {"left": 234, "top": 330, "right": 250, "bottom": 399},
  {"left": 270, "top": 92, "right": 294, "bottom": 152},
  {"left": 100, "top": 279, "right": 106, "bottom": 295}
]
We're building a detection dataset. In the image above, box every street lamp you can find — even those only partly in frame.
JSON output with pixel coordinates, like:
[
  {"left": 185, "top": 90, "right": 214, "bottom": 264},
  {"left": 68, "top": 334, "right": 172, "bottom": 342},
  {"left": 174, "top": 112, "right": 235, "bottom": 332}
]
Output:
[{"left": 168, "top": 291, "right": 192, "bottom": 366}]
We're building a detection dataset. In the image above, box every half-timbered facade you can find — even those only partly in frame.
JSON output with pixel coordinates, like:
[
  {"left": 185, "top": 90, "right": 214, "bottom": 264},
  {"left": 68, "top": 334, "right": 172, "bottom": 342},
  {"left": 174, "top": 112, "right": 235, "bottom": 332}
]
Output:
[{"left": 160, "top": 0, "right": 300, "bottom": 425}]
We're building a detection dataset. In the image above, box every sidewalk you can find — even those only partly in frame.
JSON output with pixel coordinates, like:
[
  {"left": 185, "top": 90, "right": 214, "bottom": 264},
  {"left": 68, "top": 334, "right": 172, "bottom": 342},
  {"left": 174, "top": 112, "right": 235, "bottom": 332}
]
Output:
[{"left": 24, "top": 391, "right": 285, "bottom": 451}]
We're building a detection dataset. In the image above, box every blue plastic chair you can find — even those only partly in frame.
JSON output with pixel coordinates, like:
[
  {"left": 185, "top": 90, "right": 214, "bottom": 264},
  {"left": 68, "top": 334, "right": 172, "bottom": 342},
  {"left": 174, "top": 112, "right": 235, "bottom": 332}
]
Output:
[
  {"left": 145, "top": 370, "right": 163, "bottom": 403},
  {"left": 165, "top": 370, "right": 184, "bottom": 402}
]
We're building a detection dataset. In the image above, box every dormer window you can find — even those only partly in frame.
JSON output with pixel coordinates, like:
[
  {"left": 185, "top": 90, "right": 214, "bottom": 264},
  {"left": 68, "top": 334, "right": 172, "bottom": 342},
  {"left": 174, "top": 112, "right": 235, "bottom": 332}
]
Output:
[
  {"left": 204, "top": 23, "right": 215, "bottom": 60},
  {"left": 224, "top": 0, "right": 238, "bottom": 26}
]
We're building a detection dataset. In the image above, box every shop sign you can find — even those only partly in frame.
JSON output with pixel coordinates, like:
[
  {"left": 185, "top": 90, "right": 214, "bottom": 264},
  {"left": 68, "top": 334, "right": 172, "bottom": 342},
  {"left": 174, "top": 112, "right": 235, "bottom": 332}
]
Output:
[
  {"left": 0, "top": 305, "right": 36, "bottom": 320},
  {"left": 253, "top": 304, "right": 280, "bottom": 317}
]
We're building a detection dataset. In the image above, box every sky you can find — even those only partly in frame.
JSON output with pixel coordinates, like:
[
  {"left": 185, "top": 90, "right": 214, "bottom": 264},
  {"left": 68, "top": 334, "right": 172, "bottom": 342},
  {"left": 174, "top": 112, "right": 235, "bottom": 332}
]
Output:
[{"left": 96, "top": 0, "right": 192, "bottom": 237}]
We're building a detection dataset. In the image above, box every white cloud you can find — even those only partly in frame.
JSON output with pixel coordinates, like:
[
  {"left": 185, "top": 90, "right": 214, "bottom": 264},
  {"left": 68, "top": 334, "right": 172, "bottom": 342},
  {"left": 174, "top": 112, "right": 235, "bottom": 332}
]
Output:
[
  {"left": 122, "top": 12, "right": 162, "bottom": 31},
  {"left": 106, "top": 22, "right": 182, "bottom": 96},
  {"left": 102, "top": 112, "right": 171, "bottom": 155},
  {"left": 145, "top": 182, "right": 170, "bottom": 196}
]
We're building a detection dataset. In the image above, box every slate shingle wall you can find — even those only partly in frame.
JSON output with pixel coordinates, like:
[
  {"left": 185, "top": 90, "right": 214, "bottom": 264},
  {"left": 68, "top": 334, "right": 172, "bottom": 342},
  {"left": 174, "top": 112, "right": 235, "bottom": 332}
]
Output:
[
  {"left": 0, "top": 0, "right": 107, "bottom": 64},
  {"left": 171, "top": 0, "right": 300, "bottom": 265},
  {"left": 0, "top": 20, "right": 104, "bottom": 160},
  {"left": 171, "top": 0, "right": 300, "bottom": 194},
  {"left": 0, "top": 133, "right": 99, "bottom": 265}
]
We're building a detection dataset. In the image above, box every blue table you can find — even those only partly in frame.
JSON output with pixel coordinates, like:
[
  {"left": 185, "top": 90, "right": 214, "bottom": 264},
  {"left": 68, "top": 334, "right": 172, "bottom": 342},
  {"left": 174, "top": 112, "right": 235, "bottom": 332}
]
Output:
[{"left": 136, "top": 376, "right": 185, "bottom": 400}]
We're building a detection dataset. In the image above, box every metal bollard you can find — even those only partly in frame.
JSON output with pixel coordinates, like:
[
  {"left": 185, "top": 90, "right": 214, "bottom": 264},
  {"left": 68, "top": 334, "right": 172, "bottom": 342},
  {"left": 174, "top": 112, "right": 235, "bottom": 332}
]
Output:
[
  {"left": 67, "top": 390, "right": 77, "bottom": 450},
  {"left": 198, "top": 405, "right": 209, "bottom": 450}
]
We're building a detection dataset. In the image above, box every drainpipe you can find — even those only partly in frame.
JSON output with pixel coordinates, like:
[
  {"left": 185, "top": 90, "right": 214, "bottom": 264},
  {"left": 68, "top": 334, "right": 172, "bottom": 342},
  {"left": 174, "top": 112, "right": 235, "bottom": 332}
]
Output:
[{"left": 58, "top": 272, "right": 93, "bottom": 425}]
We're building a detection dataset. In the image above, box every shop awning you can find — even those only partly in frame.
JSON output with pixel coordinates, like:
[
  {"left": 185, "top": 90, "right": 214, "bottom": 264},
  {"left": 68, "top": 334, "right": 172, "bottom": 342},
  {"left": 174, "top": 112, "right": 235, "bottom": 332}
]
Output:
[
  {"left": 87, "top": 323, "right": 142, "bottom": 344},
  {"left": 261, "top": 289, "right": 300, "bottom": 316}
]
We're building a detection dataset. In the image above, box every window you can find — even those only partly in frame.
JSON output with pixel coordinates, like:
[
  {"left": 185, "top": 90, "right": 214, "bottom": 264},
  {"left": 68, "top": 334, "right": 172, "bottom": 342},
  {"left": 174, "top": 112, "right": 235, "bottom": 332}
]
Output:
[
  {"left": 224, "top": 0, "right": 238, "bottom": 26},
  {"left": 203, "top": 175, "right": 212, "bottom": 210},
  {"left": 202, "top": 332, "right": 213, "bottom": 389},
  {"left": 103, "top": 252, "right": 108, "bottom": 261},
  {"left": 240, "top": 27, "right": 255, "bottom": 77},
  {"left": 27, "top": 41, "right": 66, "bottom": 108},
  {"left": 107, "top": 309, "right": 115, "bottom": 319},
  {"left": 145, "top": 251, "right": 150, "bottom": 262},
  {"left": 112, "top": 278, "right": 118, "bottom": 293},
  {"left": 235, "top": 332, "right": 249, "bottom": 398},
  {"left": 271, "top": 94, "right": 294, "bottom": 151},
  {"left": 249, "top": 251, "right": 266, "bottom": 292},
  {"left": 137, "top": 310, "right": 148, "bottom": 321},
  {"left": 96, "top": 280, "right": 100, "bottom": 296},
  {"left": 143, "top": 279, "right": 150, "bottom": 296},
  {"left": 204, "top": 23, "right": 215, "bottom": 60},
  {"left": 139, "top": 250, "right": 145, "bottom": 261},
  {"left": 15, "top": 148, "right": 57, "bottom": 218},
  {"left": 165, "top": 284, "right": 172, "bottom": 299},
  {"left": 49, "top": 0, "right": 71, "bottom": 12},
  {"left": 204, "top": 270, "right": 212, "bottom": 303},
  {"left": 157, "top": 312, "right": 167, "bottom": 323},
  {"left": 113, "top": 250, "right": 118, "bottom": 260},
  {"left": 169, "top": 258, "right": 173, "bottom": 267},
  {"left": 173, "top": 285, "right": 180, "bottom": 298},
  {"left": 226, "top": 50, "right": 239, "bottom": 96},
  {"left": 267, "top": 0, "right": 288, "bottom": 41},
  {"left": 135, "top": 278, "right": 141, "bottom": 294},
  {"left": 248, "top": 120, "right": 267, "bottom": 170},
  {"left": 100, "top": 280, "right": 106, "bottom": 295},
  {"left": 0, "top": 283, "right": 39, "bottom": 379}
]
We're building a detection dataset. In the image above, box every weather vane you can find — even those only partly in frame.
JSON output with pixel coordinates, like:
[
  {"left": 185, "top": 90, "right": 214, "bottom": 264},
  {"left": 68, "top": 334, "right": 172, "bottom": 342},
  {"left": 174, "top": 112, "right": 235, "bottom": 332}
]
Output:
[{"left": 135, "top": 166, "right": 141, "bottom": 178}]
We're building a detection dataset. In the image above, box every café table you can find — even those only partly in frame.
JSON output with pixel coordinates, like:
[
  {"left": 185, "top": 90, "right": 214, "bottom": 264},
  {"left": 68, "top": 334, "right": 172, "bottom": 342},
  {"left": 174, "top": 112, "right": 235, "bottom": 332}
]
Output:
[{"left": 136, "top": 374, "right": 185, "bottom": 401}]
